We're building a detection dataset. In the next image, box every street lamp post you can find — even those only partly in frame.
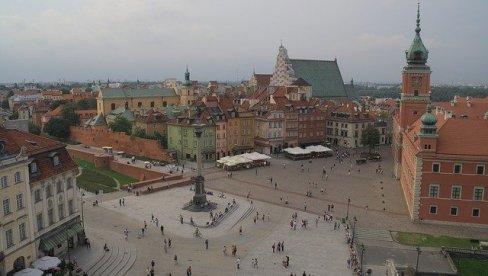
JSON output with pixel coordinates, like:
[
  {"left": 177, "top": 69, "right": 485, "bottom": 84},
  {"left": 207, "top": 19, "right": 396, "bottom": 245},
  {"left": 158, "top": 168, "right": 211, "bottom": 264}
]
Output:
[
  {"left": 80, "top": 192, "right": 85, "bottom": 228},
  {"left": 360, "top": 244, "right": 366, "bottom": 275},
  {"left": 352, "top": 216, "right": 358, "bottom": 244},
  {"left": 415, "top": 246, "right": 422, "bottom": 273},
  {"left": 66, "top": 225, "right": 72, "bottom": 276},
  {"left": 346, "top": 198, "right": 351, "bottom": 220}
]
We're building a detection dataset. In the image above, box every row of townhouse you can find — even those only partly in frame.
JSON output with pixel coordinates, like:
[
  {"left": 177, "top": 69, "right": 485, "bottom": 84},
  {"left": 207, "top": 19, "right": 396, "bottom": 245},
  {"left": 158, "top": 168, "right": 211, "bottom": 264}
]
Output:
[{"left": 0, "top": 128, "right": 82, "bottom": 276}]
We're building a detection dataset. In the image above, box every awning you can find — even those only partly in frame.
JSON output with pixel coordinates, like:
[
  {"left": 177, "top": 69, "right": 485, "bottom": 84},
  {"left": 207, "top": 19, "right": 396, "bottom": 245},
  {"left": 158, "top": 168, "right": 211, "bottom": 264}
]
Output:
[{"left": 39, "top": 223, "right": 84, "bottom": 251}]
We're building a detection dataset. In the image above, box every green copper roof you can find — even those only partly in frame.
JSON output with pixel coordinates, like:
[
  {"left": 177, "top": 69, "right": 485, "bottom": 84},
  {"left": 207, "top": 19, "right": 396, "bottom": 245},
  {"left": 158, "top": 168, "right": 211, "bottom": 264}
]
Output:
[
  {"left": 100, "top": 88, "right": 176, "bottom": 99},
  {"left": 420, "top": 100, "right": 437, "bottom": 136},
  {"left": 85, "top": 113, "right": 107, "bottom": 126},
  {"left": 289, "top": 59, "right": 348, "bottom": 98},
  {"left": 405, "top": 3, "right": 429, "bottom": 65}
]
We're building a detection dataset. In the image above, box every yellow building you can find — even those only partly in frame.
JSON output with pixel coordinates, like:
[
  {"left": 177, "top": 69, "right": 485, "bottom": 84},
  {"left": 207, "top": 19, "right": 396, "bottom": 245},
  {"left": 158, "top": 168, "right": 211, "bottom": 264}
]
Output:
[
  {"left": 225, "top": 106, "right": 254, "bottom": 155},
  {"left": 0, "top": 146, "right": 37, "bottom": 275},
  {"left": 96, "top": 88, "right": 180, "bottom": 115}
]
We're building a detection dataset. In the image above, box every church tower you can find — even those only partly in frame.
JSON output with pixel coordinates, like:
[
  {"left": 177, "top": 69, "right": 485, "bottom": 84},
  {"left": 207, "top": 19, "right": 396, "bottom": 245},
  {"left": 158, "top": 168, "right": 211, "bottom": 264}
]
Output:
[
  {"left": 393, "top": 3, "right": 431, "bottom": 178},
  {"left": 399, "top": 3, "right": 431, "bottom": 130},
  {"left": 179, "top": 66, "right": 195, "bottom": 106}
]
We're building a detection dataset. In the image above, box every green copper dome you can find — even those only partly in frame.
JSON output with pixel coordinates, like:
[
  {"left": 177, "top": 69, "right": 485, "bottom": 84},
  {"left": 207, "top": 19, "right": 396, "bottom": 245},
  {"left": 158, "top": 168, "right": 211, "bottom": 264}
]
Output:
[
  {"left": 405, "top": 3, "right": 429, "bottom": 65},
  {"left": 420, "top": 111, "right": 437, "bottom": 126},
  {"left": 419, "top": 100, "right": 437, "bottom": 136}
]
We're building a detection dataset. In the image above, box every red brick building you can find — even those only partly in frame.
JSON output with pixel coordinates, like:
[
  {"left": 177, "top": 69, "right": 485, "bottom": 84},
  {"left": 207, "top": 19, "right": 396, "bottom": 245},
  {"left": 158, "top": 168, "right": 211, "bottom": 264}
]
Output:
[{"left": 393, "top": 7, "right": 488, "bottom": 226}]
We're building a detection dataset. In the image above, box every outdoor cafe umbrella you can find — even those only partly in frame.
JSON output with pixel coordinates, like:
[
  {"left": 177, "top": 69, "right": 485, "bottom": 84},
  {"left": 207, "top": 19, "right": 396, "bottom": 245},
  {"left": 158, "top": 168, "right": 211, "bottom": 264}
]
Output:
[
  {"left": 13, "top": 268, "right": 44, "bottom": 276},
  {"left": 32, "top": 256, "right": 61, "bottom": 271}
]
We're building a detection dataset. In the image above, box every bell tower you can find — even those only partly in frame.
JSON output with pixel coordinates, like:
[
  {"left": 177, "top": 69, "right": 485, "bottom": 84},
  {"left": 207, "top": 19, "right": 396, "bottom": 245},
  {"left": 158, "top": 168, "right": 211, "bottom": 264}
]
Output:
[{"left": 399, "top": 3, "right": 431, "bottom": 131}]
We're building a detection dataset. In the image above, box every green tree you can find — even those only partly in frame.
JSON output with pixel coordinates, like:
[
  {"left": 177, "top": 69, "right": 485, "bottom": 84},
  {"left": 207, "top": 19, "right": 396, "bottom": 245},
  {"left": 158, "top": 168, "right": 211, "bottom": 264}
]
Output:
[
  {"left": 28, "top": 122, "right": 41, "bottom": 135},
  {"left": 49, "top": 100, "right": 67, "bottom": 110},
  {"left": 1, "top": 100, "right": 9, "bottom": 109},
  {"left": 108, "top": 116, "right": 132, "bottom": 135},
  {"left": 8, "top": 111, "right": 18, "bottom": 120},
  {"left": 76, "top": 98, "right": 97, "bottom": 110},
  {"left": 361, "top": 124, "right": 380, "bottom": 153},
  {"left": 61, "top": 103, "right": 81, "bottom": 126},
  {"left": 44, "top": 118, "right": 71, "bottom": 138},
  {"left": 132, "top": 126, "right": 147, "bottom": 138}
]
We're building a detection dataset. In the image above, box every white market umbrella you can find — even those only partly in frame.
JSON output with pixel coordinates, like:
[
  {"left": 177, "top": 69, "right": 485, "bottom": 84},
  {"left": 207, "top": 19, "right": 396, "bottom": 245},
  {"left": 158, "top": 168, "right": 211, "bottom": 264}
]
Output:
[
  {"left": 14, "top": 268, "right": 44, "bottom": 276},
  {"left": 32, "top": 256, "right": 61, "bottom": 270}
]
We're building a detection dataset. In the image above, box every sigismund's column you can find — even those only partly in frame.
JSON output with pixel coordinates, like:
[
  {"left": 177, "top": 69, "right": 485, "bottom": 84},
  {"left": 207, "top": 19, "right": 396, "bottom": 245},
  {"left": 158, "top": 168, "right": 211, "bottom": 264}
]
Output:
[{"left": 192, "top": 126, "right": 207, "bottom": 205}]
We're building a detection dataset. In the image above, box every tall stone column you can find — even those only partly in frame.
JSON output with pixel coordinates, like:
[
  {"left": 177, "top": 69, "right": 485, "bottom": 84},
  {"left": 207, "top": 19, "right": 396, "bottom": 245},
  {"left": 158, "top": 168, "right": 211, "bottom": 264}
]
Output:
[{"left": 193, "top": 126, "right": 207, "bottom": 205}]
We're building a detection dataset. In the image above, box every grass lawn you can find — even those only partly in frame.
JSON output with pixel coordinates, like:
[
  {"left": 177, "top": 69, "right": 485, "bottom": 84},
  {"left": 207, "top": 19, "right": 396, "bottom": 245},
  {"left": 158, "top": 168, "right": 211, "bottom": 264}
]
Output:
[
  {"left": 74, "top": 158, "right": 137, "bottom": 186},
  {"left": 394, "top": 232, "right": 484, "bottom": 249},
  {"left": 452, "top": 257, "right": 488, "bottom": 276}
]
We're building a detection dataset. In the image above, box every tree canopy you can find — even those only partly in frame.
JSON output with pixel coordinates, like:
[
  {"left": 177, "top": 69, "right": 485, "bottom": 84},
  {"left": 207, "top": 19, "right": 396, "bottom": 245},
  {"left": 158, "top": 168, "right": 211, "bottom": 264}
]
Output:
[
  {"left": 44, "top": 118, "right": 71, "bottom": 139},
  {"left": 76, "top": 98, "right": 97, "bottom": 110},
  {"left": 108, "top": 116, "right": 132, "bottom": 135},
  {"left": 49, "top": 100, "right": 68, "bottom": 110},
  {"left": 28, "top": 122, "right": 41, "bottom": 135},
  {"left": 361, "top": 124, "right": 380, "bottom": 152},
  {"left": 61, "top": 103, "right": 81, "bottom": 126}
]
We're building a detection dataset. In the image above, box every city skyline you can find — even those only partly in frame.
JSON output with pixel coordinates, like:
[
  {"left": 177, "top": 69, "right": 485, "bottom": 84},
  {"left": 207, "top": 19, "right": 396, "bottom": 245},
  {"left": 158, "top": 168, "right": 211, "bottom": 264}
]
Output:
[{"left": 1, "top": 0, "right": 487, "bottom": 85}]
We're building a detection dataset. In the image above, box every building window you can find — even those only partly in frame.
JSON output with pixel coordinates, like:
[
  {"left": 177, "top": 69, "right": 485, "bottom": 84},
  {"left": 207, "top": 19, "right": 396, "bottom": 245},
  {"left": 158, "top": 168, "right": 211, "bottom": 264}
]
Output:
[
  {"left": 476, "top": 164, "right": 485, "bottom": 175},
  {"left": 19, "top": 223, "right": 27, "bottom": 241},
  {"left": 429, "top": 184, "right": 439, "bottom": 198},
  {"left": 414, "top": 90, "right": 419, "bottom": 96},
  {"left": 150, "top": 101, "right": 155, "bottom": 108},
  {"left": 429, "top": 205, "right": 437, "bottom": 214},
  {"left": 6, "top": 229, "right": 14, "bottom": 248},
  {"left": 450, "top": 207, "right": 458, "bottom": 216},
  {"left": 56, "top": 182, "right": 63, "bottom": 194},
  {"left": 453, "top": 163, "right": 462, "bottom": 174},
  {"left": 473, "top": 187, "right": 484, "bottom": 201},
  {"left": 68, "top": 199, "right": 74, "bottom": 215},
  {"left": 30, "top": 162, "right": 38, "bottom": 174},
  {"left": 35, "top": 189, "right": 41, "bottom": 202},
  {"left": 36, "top": 213, "right": 43, "bottom": 231},
  {"left": 58, "top": 204, "right": 64, "bottom": 220},
  {"left": 46, "top": 185, "right": 52, "bottom": 197},
  {"left": 111, "top": 103, "right": 116, "bottom": 110},
  {"left": 137, "top": 102, "right": 142, "bottom": 107},
  {"left": 48, "top": 209, "right": 54, "bottom": 225},
  {"left": 14, "top": 172, "right": 21, "bottom": 183},
  {"left": 53, "top": 155, "right": 60, "bottom": 167},
  {"left": 163, "top": 101, "right": 167, "bottom": 107},
  {"left": 432, "top": 163, "right": 440, "bottom": 173},
  {"left": 67, "top": 178, "right": 73, "bottom": 189},
  {"left": 3, "top": 198, "right": 11, "bottom": 215},
  {"left": 451, "top": 186, "right": 461, "bottom": 199},
  {"left": 472, "top": 208, "right": 480, "bottom": 217},
  {"left": 1, "top": 176, "right": 8, "bottom": 188},
  {"left": 16, "top": 194, "right": 24, "bottom": 210}
]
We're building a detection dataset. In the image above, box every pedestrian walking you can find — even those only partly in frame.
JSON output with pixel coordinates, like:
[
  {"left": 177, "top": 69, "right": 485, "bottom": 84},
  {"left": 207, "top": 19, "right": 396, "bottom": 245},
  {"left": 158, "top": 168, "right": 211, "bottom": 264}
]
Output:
[
  {"left": 151, "top": 260, "right": 155, "bottom": 269},
  {"left": 239, "top": 226, "right": 242, "bottom": 235},
  {"left": 122, "top": 198, "right": 125, "bottom": 206},
  {"left": 272, "top": 243, "right": 275, "bottom": 252},
  {"left": 274, "top": 182, "right": 277, "bottom": 189},
  {"left": 174, "top": 254, "right": 178, "bottom": 265},
  {"left": 160, "top": 225, "right": 164, "bottom": 235},
  {"left": 281, "top": 241, "right": 284, "bottom": 251},
  {"left": 304, "top": 201, "right": 307, "bottom": 211},
  {"left": 168, "top": 238, "right": 172, "bottom": 248},
  {"left": 119, "top": 199, "right": 122, "bottom": 206},
  {"left": 223, "top": 246, "right": 227, "bottom": 255},
  {"left": 205, "top": 239, "right": 209, "bottom": 250},
  {"left": 236, "top": 258, "right": 240, "bottom": 269},
  {"left": 186, "top": 266, "right": 192, "bottom": 276}
]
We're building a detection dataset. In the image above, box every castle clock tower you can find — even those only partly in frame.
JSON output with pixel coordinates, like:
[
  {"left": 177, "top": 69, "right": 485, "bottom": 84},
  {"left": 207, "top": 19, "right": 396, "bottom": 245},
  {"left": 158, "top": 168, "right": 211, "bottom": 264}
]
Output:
[
  {"left": 393, "top": 3, "right": 431, "bottom": 178},
  {"left": 399, "top": 3, "right": 431, "bottom": 130}
]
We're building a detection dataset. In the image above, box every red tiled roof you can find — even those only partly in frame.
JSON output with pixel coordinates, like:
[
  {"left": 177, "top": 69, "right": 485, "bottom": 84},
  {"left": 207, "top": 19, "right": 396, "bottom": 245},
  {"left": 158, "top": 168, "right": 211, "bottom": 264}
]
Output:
[
  {"left": 253, "top": 74, "right": 272, "bottom": 87},
  {"left": 434, "top": 96, "right": 488, "bottom": 119},
  {"left": 0, "top": 128, "right": 78, "bottom": 182},
  {"left": 43, "top": 105, "right": 63, "bottom": 118}
]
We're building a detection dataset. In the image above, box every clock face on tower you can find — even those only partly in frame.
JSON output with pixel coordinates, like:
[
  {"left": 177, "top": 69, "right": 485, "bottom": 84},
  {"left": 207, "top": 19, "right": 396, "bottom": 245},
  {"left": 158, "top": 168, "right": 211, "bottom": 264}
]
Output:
[{"left": 412, "top": 76, "right": 422, "bottom": 89}]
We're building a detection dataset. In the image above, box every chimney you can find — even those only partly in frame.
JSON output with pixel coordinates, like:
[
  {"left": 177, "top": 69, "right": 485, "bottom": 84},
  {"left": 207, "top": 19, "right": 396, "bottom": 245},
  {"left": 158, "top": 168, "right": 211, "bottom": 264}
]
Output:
[
  {"left": 444, "top": 111, "right": 452, "bottom": 120},
  {"left": 450, "top": 101, "right": 455, "bottom": 107},
  {"left": 467, "top": 101, "right": 472, "bottom": 107}
]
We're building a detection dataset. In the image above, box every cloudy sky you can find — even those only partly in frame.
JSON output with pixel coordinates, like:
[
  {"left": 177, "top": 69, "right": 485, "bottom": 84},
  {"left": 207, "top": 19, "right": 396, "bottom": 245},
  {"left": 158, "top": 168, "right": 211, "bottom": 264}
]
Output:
[{"left": 1, "top": 0, "right": 486, "bottom": 84}]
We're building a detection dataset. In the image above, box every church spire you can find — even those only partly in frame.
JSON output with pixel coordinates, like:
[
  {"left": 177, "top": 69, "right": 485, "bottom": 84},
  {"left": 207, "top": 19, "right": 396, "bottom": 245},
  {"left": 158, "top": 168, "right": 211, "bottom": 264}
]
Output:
[
  {"left": 415, "top": 2, "right": 421, "bottom": 34},
  {"left": 183, "top": 65, "right": 191, "bottom": 87}
]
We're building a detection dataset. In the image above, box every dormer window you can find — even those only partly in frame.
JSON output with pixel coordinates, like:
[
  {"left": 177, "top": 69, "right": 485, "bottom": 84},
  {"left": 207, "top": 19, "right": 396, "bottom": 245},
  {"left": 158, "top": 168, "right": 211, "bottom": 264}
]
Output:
[
  {"left": 30, "top": 162, "right": 39, "bottom": 174},
  {"left": 49, "top": 152, "right": 61, "bottom": 167}
]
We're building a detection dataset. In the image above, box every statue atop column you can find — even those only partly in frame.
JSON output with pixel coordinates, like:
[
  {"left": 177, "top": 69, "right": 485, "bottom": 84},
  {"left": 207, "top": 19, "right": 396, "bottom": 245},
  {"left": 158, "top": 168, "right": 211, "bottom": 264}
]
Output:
[{"left": 192, "top": 126, "right": 207, "bottom": 206}]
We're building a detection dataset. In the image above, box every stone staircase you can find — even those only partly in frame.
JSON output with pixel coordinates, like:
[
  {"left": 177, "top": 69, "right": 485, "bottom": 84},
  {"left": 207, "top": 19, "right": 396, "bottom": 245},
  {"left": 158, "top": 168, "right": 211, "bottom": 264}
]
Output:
[
  {"left": 85, "top": 242, "right": 136, "bottom": 276},
  {"left": 354, "top": 227, "right": 393, "bottom": 242}
]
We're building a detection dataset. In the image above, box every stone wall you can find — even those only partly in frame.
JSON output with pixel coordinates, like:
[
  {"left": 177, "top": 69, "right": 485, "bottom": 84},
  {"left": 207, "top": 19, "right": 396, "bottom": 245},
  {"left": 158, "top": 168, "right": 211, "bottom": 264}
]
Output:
[
  {"left": 69, "top": 126, "right": 173, "bottom": 162},
  {"left": 67, "top": 147, "right": 168, "bottom": 181}
]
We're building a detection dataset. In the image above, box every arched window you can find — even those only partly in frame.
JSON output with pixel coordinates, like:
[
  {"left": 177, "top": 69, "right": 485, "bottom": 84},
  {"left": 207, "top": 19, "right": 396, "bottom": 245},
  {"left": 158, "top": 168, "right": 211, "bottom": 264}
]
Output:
[
  {"left": 138, "top": 102, "right": 142, "bottom": 108},
  {"left": 150, "top": 101, "right": 155, "bottom": 107},
  {"left": 163, "top": 101, "right": 167, "bottom": 107},
  {"left": 125, "top": 101, "right": 129, "bottom": 109},
  {"left": 111, "top": 103, "right": 116, "bottom": 110}
]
